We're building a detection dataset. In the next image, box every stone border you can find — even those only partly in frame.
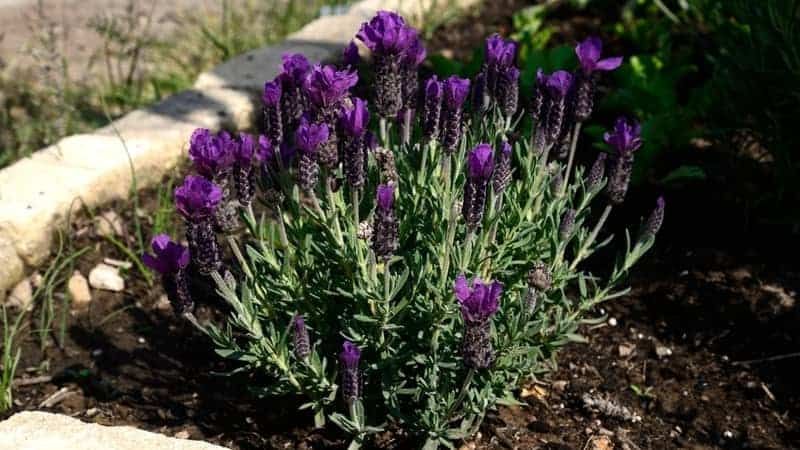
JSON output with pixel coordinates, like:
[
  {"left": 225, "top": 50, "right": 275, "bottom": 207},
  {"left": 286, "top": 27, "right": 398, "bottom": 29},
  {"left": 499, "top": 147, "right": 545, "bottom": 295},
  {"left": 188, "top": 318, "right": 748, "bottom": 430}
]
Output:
[{"left": 0, "top": 0, "right": 478, "bottom": 300}]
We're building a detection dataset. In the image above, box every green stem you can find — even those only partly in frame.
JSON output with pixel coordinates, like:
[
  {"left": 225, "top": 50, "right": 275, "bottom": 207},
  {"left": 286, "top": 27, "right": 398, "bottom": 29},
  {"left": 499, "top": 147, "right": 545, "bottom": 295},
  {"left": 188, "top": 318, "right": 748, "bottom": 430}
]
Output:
[
  {"left": 325, "top": 178, "right": 344, "bottom": 246},
  {"left": 448, "top": 368, "right": 475, "bottom": 420},
  {"left": 460, "top": 230, "right": 475, "bottom": 272},
  {"left": 439, "top": 201, "right": 459, "bottom": 290},
  {"left": 570, "top": 204, "right": 613, "bottom": 271},
  {"left": 561, "top": 122, "right": 582, "bottom": 197}
]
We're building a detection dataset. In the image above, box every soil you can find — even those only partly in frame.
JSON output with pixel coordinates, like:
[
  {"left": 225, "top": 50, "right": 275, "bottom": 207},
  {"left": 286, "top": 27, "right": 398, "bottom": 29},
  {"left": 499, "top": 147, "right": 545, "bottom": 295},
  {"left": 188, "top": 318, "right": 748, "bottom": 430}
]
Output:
[{"left": 3, "top": 1, "right": 799, "bottom": 449}]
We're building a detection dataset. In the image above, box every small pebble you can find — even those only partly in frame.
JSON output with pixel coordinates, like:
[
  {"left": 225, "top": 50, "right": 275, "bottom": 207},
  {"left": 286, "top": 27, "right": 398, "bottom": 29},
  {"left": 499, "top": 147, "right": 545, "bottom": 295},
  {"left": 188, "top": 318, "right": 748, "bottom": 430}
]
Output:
[
  {"left": 608, "top": 317, "right": 618, "bottom": 326},
  {"left": 137, "top": 337, "right": 146, "bottom": 344},
  {"left": 723, "top": 430, "right": 733, "bottom": 439}
]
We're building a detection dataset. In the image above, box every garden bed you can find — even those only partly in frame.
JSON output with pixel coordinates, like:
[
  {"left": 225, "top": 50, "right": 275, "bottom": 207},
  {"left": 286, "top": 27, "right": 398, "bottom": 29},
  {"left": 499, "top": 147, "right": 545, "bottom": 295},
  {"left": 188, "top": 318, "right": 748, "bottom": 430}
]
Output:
[{"left": 3, "top": 1, "right": 799, "bottom": 449}]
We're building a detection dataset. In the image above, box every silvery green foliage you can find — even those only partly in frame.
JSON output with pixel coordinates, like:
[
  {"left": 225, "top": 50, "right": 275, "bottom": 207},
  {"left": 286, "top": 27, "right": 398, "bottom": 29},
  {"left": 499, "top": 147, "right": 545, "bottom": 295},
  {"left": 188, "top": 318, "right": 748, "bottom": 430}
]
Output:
[{"left": 194, "top": 20, "right": 658, "bottom": 450}]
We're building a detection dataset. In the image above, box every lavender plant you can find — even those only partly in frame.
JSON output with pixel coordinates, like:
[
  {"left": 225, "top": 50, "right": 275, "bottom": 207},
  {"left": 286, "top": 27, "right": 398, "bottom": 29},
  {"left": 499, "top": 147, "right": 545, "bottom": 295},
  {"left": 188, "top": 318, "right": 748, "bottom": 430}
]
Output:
[{"left": 149, "top": 13, "right": 663, "bottom": 449}]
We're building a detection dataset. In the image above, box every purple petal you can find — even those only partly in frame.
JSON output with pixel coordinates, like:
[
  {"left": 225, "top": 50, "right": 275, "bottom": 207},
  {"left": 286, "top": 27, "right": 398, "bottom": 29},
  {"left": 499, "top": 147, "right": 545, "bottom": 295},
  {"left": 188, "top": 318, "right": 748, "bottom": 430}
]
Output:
[
  {"left": 595, "top": 56, "right": 623, "bottom": 71},
  {"left": 454, "top": 274, "right": 470, "bottom": 302},
  {"left": 576, "top": 36, "right": 602, "bottom": 70}
]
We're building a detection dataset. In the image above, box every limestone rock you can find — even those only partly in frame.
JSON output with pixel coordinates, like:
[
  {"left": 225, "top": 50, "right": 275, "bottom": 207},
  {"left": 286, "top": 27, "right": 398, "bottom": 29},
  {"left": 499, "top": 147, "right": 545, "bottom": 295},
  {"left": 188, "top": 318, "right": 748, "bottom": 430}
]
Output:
[
  {"left": 0, "top": 411, "right": 230, "bottom": 450},
  {"left": 68, "top": 271, "right": 92, "bottom": 304},
  {"left": 94, "top": 210, "right": 124, "bottom": 237},
  {"left": 89, "top": 264, "right": 125, "bottom": 292},
  {"left": 7, "top": 277, "right": 33, "bottom": 310}
]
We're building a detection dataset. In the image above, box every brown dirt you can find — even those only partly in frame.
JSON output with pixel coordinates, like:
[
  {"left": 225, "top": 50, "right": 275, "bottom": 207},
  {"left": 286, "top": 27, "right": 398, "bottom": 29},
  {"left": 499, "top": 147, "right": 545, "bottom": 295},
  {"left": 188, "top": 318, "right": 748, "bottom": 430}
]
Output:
[{"left": 3, "top": 1, "right": 800, "bottom": 449}]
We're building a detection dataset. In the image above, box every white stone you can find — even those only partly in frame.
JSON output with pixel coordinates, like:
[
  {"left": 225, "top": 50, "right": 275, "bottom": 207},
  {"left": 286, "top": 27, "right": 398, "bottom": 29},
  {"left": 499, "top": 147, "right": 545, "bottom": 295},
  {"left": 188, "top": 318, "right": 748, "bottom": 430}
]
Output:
[
  {"left": 67, "top": 271, "right": 92, "bottom": 305},
  {"left": 88, "top": 264, "right": 125, "bottom": 292},
  {"left": 0, "top": 235, "right": 24, "bottom": 303},
  {"left": 7, "top": 277, "right": 33, "bottom": 310},
  {"left": 94, "top": 210, "right": 124, "bottom": 237},
  {"left": 0, "top": 411, "right": 229, "bottom": 450}
]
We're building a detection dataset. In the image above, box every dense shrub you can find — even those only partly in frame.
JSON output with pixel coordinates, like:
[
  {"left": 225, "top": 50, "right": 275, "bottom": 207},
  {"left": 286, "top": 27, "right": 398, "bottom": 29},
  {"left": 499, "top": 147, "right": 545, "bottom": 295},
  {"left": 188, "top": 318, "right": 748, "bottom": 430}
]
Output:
[{"left": 144, "top": 11, "right": 662, "bottom": 448}]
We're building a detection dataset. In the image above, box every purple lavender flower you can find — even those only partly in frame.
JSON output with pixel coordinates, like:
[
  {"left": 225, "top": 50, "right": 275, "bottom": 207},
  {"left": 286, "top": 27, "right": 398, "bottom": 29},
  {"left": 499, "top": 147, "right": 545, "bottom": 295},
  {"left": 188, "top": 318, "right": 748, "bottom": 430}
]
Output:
[
  {"left": 422, "top": 76, "right": 443, "bottom": 141},
  {"left": 441, "top": 76, "right": 470, "bottom": 154},
  {"left": 497, "top": 66, "right": 520, "bottom": 118},
  {"left": 576, "top": 37, "right": 623, "bottom": 74},
  {"left": 233, "top": 133, "right": 256, "bottom": 207},
  {"left": 175, "top": 175, "right": 223, "bottom": 221},
  {"left": 143, "top": 234, "right": 193, "bottom": 314},
  {"left": 482, "top": 34, "right": 519, "bottom": 117},
  {"left": 525, "top": 262, "right": 551, "bottom": 314},
  {"left": 587, "top": 152, "right": 607, "bottom": 191},
  {"left": 454, "top": 273, "right": 503, "bottom": 369},
  {"left": 293, "top": 315, "right": 310, "bottom": 360},
  {"left": 604, "top": 117, "right": 642, "bottom": 204},
  {"left": 143, "top": 234, "right": 190, "bottom": 275},
  {"left": 573, "top": 37, "right": 622, "bottom": 122},
  {"left": 641, "top": 196, "right": 665, "bottom": 239},
  {"left": 462, "top": 144, "right": 494, "bottom": 230},
  {"left": 255, "top": 136, "right": 285, "bottom": 204},
  {"left": 339, "top": 340, "right": 361, "bottom": 404},
  {"left": 471, "top": 71, "right": 488, "bottom": 115},
  {"left": 372, "top": 184, "right": 398, "bottom": 261},
  {"left": 340, "top": 98, "right": 370, "bottom": 189},
  {"left": 544, "top": 70, "right": 574, "bottom": 148},
  {"left": 343, "top": 41, "right": 361, "bottom": 67},
  {"left": 295, "top": 118, "right": 329, "bottom": 192},
  {"left": 357, "top": 11, "right": 421, "bottom": 118},
  {"left": 303, "top": 64, "right": 358, "bottom": 119},
  {"left": 277, "top": 53, "right": 312, "bottom": 130},
  {"left": 175, "top": 176, "right": 222, "bottom": 275},
  {"left": 492, "top": 141, "right": 513, "bottom": 195},
  {"left": 262, "top": 80, "right": 283, "bottom": 144},
  {"left": 188, "top": 129, "right": 236, "bottom": 179},
  {"left": 560, "top": 208, "right": 577, "bottom": 240}
]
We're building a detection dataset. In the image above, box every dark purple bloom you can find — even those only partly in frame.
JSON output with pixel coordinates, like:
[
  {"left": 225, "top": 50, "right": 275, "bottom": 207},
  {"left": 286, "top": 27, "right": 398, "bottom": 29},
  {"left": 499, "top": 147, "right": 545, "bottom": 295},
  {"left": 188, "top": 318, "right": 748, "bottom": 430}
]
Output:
[
  {"left": 262, "top": 80, "right": 283, "bottom": 144},
  {"left": 642, "top": 196, "right": 665, "bottom": 239},
  {"left": 444, "top": 76, "right": 471, "bottom": 110},
  {"left": 482, "top": 34, "right": 519, "bottom": 117},
  {"left": 546, "top": 71, "right": 574, "bottom": 98},
  {"left": 281, "top": 53, "right": 312, "bottom": 87},
  {"left": 497, "top": 66, "right": 520, "bottom": 118},
  {"left": 357, "top": 11, "right": 420, "bottom": 118},
  {"left": 142, "top": 234, "right": 190, "bottom": 275},
  {"left": 174, "top": 175, "right": 223, "bottom": 222},
  {"left": 294, "top": 118, "right": 330, "bottom": 156},
  {"left": 454, "top": 273, "right": 502, "bottom": 369},
  {"left": 441, "top": 76, "right": 471, "bottom": 154},
  {"left": 295, "top": 118, "right": 328, "bottom": 192},
  {"left": 356, "top": 11, "right": 414, "bottom": 55},
  {"left": 303, "top": 64, "right": 358, "bottom": 114},
  {"left": 576, "top": 37, "right": 623, "bottom": 74},
  {"left": 604, "top": 117, "right": 642, "bottom": 154},
  {"left": 343, "top": 41, "right": 361, "bottom": 66},
  {"left": 372, "top": 184, "right": 398, "bottom": 261},
  {"left": 492, "top": 141, "right": 513, "bottom": 195},
  {"left": 143, "top": 234, "right": 193, "bottom": 314},
  {"left": 587, "top": 152, "right": 607, "bottom": 190},
  {"left": 541, "top": 70, "right": 574, "bottom": 149},
  {"left": 339, "top": 340, "right": 361, "bottom": 404},
  {"left": 485, "top": 33, "right": 517, "bottom": 68},
  {"left": 233, "top": 133, "right": 256, "bottom": 206},
  {"left": 255, "top": 135, "right": 276, "bottom": 163},
  {"left": 293, "top": 315, "right": 310, "bottom": 360},
  {"left": 604, "top": 117, "right": 641, "bottom": 204},
  {"left": 188, "top": 129, "right": 236, "bottom": 179},
  {"left": 463, "top": 144, "right": 494, "bottom": 229},
  {"left": 340, "top": 97, "right": 370, "bottom": 138},
  {"left": 454, "top": 274, "right": 502, "bottom": 323},
  {"left": 422, "top": 76, "right": 443, "bottom": 140},
  {"left": 341, "top": 99, "right": 370, "bottom": 189},
  {"left": 262, "top": 80, "right": 282, "bottom": 106},
  {"left": 560, "top": 208, "right": 577, "bottom": 240},
  {"left": 467, "top": 144, "right": 494, "bottom": 181}
]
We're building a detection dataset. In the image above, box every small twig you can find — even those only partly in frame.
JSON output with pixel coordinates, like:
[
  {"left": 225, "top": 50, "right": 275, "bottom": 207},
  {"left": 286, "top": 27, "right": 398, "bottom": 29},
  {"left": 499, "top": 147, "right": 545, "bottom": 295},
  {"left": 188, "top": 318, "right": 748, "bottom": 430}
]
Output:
[
  {"left": 732, "top": 352, "right": 800, "bottom": 366},
  {"left": 12, "top": 375, "right": 52, "bottom": 387},
  {"left": 39, "top": 387, "right": 74, "bottom": 408}
]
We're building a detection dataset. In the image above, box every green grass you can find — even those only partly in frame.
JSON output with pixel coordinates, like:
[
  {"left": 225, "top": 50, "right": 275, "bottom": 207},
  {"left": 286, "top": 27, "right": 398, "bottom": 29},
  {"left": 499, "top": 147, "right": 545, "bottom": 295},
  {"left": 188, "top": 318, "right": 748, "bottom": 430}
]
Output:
[{"left": 1, "top": 305, "right": 25, "bottom": 412}]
